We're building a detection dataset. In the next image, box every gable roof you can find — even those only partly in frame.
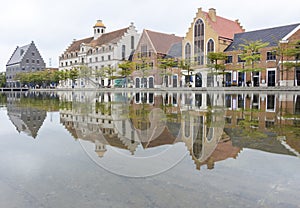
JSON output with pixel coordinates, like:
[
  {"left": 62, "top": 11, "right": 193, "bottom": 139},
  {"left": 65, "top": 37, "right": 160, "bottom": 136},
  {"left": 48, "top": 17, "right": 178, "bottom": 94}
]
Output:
[
  {"left": 89, "top": 27, "right": 128, "bottom": 47},
  {"left": 202, "top": 11, "right": 244, "bottom": 40},
  {"left": 65, "top": 27, "right": 129, "bottom": 53},
  {"left": 145, "top": 30, "right": 183, "bottom": 55},
  {"left": 7, "top": 43, "right": 31, "bottom": 66},
  {"left": 66, "top": 37, "right": 93, "bottom": 53},
  {"left": 225, "top": 23, "right": 300, "bottom": 51},
  {"left": 166, "top": 42, "right": 182, "bottom": 58}
]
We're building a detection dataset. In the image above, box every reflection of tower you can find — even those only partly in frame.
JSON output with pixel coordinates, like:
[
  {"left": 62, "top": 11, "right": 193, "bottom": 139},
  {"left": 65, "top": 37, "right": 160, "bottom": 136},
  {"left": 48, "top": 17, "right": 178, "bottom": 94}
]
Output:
[{"left": 95, "top": 140, "right": 107, "bottom": 158}]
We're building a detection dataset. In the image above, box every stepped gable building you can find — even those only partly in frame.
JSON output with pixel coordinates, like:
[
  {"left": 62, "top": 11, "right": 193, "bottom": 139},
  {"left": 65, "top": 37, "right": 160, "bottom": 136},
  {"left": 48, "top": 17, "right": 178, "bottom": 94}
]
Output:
[
  {"left": 6, "top": 41, "right": 46, "bottom": 88},
  {"left": 224, "top": 23, "right": 300, "bottom": 87},
  {"left": 132, "top": 29, "right": 183, "bottom": 88},
  {"left": 182, "top": 8, "right": 244, "bottom": 87},
  {"left": 59, "top": 20, "right": 140, "bottom": 88}
]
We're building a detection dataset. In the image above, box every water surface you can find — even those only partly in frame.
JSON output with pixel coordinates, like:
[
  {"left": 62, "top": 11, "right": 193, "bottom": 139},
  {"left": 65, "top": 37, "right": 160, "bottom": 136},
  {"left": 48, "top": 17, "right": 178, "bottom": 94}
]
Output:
[{"left": 0, "top": 91, "right": 299, "bottom": 208}]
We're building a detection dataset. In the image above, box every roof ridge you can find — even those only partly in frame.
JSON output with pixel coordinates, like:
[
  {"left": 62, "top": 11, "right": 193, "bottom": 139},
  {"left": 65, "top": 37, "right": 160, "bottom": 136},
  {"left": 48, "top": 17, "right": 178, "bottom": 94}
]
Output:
[{"left": 237, "top": 23, "right": 300, "bottom": 35}]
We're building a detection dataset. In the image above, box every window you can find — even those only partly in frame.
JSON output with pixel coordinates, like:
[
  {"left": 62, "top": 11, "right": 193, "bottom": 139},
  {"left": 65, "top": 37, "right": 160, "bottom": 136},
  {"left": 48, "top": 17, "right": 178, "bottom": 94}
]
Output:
[
  {"left": 131, "top": 36, "right": 135, "bottom": 50},
  {"left": 267, "top": 51, "right": 276, "bottom": 61},
  {"left": 238, "top": 55, "right": 245, "bottom": 63},
  {"left": 225, "top": 56, "right": 233, "bottom": 64},
  {"left": 141, "top": 44, "right": 147, "bottom": 57},
  {"left": 194, "top": 19, "right": 205, "bottom": 65},
  {"left": 101, "top": 56, "right": 104, "bottom": 61},
  {"left": 32, "top": 52, "right": 35, "bottom": 56},
  {"left": 32, "top": 59, "right": 35, "bottom": 63},
  {"left": 26, "top": 59, "right": 29, "bottom": 63},
  {"left": 109, "top": 45, "right": 112, "bottom": 51},
  {"left": 122, "top": 45, "right": 126, "bottom": 60},
  {"left": 185, "top": 43, "right": 191, "bottom": 61},
  {"left": 108, "top": 55, "right": 111, "bottom": 60},
  {"left": 207, "top": 39, "right": 214, "bottom": 53},
  {"left": 89, "top": 58, "right": 92, "bottom": 63},
  {"left": 37, "top": 59, "right": 40, "bottom": 64}
]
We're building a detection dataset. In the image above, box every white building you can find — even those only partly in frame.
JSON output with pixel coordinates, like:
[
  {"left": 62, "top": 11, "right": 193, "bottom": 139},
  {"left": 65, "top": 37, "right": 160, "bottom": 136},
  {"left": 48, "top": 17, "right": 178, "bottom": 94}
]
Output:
[{"left": 59, "top": 20, "right": 140, "bottom": 88}]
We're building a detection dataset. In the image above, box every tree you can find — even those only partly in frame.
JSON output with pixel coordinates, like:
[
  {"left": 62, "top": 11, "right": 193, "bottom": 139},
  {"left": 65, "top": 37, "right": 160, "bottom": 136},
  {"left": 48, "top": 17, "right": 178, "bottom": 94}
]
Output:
[
  {"left": 78, "top": 65, "right": 92, "bottom": 87},
  {"left": 69, "top": 67, "right": 79, "bottom": 88},
  {"left": 179, "top": 59, "right": 194, "bottom": 87},
  {"left": 207, "top": 52, "right": 227, "bottom": 87},
  {"left": 239, "top": 40, "right": 269, "bottom": 87},
  {"left": 94, "top": 67, "right": 106, "bottom": 87},
  {"left": 0, "top": 72, "right": 6, "bottom": 87},
  {"left": 283, "top": 40, "right": 300, "bottom": 86},
  {"left": 103, "top": 66, "right": 117, "bottom": 87},
  {"left": 118, "top": 61, "right": 135, "bottom": 87},
  {"left": 158, "top": 58, "right": 178, "bottom": 87}
]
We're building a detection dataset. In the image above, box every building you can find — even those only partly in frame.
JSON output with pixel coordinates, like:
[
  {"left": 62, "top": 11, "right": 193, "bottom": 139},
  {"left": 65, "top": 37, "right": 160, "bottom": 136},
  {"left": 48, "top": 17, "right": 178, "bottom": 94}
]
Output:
[
  {"left": 6, "top": 41, "right": 46, "bottom": 88},
  {"left": 59, "top": 20, "right": 140, "bottom": 88},
  {"left": 182, "top": 8, "right": 244, "bottom": 87},
  {"left": 132, "top": 29, "right": 183, "bottom": 88},
  {"left": 224, "top": 23, "right": 300, "bottom": 87}
]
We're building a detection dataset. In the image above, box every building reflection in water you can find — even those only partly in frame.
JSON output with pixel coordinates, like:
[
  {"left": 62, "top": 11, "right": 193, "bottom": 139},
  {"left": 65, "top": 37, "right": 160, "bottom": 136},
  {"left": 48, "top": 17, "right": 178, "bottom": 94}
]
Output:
[
  {"left": 5, "top": 92, "right": 58, "bottom": 139},
  {"left": 2, "top": 91, "right": 299, "bottom": 171},
  {"left": 57, "top": 91, "right": 300, "bottom": 171}
]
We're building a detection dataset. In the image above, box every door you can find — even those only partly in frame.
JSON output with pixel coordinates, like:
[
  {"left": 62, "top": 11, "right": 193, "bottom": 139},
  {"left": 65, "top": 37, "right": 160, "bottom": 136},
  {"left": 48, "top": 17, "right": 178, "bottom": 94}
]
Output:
[
  {"left": 296, "top": 68, "right": 300, "bottom": 86},
  {"left": 149, "top": 77, "right": 154, "bottom": 88},
  {"left": 253, "top": 72, "right": 260, "bottom": 87},
  {"left": 173, "top": 75, "right": 178, "bottom": 88},
  {"left": 238, "top": 72, "right": 245, "bottom": 86},
  {"left": 195, "top": 73, "right": 202, "bottom": 87},
  {"left": 268, "top": 70, "right": 276, "bottom": 86}
]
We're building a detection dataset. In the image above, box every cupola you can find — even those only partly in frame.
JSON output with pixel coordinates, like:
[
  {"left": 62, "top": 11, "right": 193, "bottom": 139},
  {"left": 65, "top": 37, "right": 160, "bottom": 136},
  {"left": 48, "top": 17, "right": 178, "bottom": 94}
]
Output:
[{"left": 93, "top": 20, "right": 106, "bottom": 40}]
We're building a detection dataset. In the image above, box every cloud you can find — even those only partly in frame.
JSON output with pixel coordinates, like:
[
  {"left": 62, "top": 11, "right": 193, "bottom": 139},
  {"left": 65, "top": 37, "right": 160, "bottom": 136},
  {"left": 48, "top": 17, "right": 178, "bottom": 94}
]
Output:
[{"left": 0, "top": 0, "right": 299, "bottom": 71}]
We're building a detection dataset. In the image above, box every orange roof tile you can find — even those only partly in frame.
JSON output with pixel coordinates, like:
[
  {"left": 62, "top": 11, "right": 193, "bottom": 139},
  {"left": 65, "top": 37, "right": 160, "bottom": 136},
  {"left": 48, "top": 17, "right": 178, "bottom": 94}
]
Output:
[{"left": 203, "top": 11, "right": 244, "bottom": 40}]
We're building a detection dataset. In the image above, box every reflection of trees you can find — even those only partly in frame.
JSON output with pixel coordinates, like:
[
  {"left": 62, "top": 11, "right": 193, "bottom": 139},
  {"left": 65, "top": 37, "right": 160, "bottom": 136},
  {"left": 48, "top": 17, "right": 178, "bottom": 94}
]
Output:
[
  {"left": 0, "top": 93, "right": 7, "bottom": 106},
  {"left": 17, "top": 92, "right": 59, "bottom": 111}
]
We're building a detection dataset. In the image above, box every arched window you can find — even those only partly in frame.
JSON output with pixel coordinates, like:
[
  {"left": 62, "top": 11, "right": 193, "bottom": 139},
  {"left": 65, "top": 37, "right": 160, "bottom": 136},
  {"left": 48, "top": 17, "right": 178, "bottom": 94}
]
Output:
[
  {"left": 207, "top": 39, "right": 214, "bottom": 53},
  {"left": 185, "top": 43, "right": 191, "bottom": 61},
  {"left": 194, "top": 19, "right": 205, "bottom": 65}
]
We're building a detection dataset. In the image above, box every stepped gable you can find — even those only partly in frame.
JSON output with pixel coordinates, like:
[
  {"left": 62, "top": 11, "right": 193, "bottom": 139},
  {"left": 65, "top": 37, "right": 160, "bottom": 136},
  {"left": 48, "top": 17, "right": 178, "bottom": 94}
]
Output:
[
  {"left": 66, "top": 37, "right": 93, "bottom": 53},
  {"left": 145, "top": 30, "right": 183, "bottom": 54},
  {"left": 7, "top": 43, "right": 31, "bottom": 66},
  {"left": 203, "top": 11, "right": 244, "bottom": 40},
  {"left": 225, "top": 23, "right": 300, "bottom": 51}
]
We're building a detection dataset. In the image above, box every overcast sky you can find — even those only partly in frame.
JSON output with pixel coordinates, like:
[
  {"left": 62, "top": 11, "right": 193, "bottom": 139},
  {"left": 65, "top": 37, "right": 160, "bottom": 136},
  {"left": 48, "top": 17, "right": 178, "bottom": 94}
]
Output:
[{"left": 0, "top": 0, "right": 299, "bottom": 72}]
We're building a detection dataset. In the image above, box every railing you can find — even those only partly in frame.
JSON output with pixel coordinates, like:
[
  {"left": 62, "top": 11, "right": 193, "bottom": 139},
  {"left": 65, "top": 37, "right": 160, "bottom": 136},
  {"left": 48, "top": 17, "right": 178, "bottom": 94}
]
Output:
[{"left": 0, "top": 88, "right": 29, "bottom": 92}]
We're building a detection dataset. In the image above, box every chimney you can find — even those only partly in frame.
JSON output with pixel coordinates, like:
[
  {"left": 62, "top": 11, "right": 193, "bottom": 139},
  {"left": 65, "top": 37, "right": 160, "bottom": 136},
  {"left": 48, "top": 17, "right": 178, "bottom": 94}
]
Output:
[{"left": 208, "top": 8, "right": 216, "bottom": 22}]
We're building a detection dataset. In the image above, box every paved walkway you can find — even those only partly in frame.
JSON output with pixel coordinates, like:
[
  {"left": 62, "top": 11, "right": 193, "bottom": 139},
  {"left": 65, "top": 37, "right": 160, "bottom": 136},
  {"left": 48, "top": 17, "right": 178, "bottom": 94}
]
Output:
[{"left": 27, "top": 86, "right": 300, "bottom": 94}]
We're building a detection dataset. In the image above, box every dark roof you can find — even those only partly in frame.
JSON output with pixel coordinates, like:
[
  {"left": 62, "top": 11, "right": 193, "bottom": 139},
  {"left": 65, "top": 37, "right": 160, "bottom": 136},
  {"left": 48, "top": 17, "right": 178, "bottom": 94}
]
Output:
[
  {"left": 7, "top": 43, "right": 31, "bottom": 65},
  {"left": 166, "top": 42, "right": 182, "bottom": 58},
  {"left": 225, "top": 23, "right": 300, "bottom": 51}
]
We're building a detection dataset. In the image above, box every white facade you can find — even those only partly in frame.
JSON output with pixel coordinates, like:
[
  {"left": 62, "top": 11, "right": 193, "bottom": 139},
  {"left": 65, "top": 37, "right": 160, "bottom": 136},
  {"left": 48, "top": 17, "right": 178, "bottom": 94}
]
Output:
[{"left": 59, "top": 21, "right": 140, "bottom": 89}]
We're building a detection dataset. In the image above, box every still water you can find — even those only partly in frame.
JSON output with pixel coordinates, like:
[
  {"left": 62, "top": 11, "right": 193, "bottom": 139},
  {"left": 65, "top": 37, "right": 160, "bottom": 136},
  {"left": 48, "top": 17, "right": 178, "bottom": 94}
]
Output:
[{"left": 0, "top": 91, "right": 299, "bottom": 208}]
